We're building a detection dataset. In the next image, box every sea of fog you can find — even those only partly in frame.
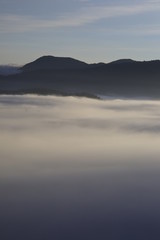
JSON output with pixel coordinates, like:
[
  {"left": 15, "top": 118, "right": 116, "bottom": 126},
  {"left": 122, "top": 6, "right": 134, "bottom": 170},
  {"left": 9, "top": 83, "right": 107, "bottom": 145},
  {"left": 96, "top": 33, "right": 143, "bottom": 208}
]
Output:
[{"left": 1, "top": 95, "right": 160, "bottom": 240}]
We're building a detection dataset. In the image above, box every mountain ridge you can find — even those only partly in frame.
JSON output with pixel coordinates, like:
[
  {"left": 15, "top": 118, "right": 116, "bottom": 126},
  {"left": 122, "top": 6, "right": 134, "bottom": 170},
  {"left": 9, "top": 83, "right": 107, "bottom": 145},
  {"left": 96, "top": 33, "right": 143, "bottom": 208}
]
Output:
[
  {"left": 0, "top": 55, "right": 160, "bottom": 99},
  {"left": 21, "top": 55, "right": 89, "bottom": 72}
]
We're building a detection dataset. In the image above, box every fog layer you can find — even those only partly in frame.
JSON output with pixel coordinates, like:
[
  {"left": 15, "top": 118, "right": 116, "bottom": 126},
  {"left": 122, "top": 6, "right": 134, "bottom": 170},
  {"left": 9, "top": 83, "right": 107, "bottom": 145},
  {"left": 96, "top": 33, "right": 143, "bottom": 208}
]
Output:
[{"left": 1, "top": 95, "right": 160, "bottom": 240}]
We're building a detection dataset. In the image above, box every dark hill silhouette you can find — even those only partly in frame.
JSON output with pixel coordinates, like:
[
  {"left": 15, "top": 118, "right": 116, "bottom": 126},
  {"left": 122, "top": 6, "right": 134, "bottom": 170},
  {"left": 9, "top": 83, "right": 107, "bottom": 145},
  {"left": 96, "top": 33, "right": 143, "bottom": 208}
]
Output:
[
  {"left": 109, "top": 59, "right": 135, "bottom": 65},
  {"left": 1, "top": 56, "right": 160, "bottom": 99},
  {"left": 21, "top": 55, "right": 88, "bottom": 72}
]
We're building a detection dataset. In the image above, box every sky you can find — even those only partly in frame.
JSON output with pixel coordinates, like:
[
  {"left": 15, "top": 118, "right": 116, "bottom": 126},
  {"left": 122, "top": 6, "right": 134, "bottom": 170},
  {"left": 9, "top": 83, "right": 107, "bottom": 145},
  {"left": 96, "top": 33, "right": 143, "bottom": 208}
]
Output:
[{"left": 1, "top": 0, "right": 160, "bottom": 65}]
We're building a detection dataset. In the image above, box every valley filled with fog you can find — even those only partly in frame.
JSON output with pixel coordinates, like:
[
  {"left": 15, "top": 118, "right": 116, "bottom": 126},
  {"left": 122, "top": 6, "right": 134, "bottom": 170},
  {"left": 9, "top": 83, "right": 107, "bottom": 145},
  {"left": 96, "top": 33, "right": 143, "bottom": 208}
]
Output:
[{"left": 1, "top": 95, "right": 160, "bottom": 240}]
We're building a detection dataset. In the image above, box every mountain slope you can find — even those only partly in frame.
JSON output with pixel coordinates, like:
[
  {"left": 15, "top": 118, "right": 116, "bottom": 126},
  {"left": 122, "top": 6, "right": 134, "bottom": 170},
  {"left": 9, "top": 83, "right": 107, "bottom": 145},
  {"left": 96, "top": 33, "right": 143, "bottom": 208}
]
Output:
[
  {"left": 1, "top": 56, "right": 160, "bottom": 99},
  {"left": 21, "top": 55, "right": 88, "bottom": 72}
]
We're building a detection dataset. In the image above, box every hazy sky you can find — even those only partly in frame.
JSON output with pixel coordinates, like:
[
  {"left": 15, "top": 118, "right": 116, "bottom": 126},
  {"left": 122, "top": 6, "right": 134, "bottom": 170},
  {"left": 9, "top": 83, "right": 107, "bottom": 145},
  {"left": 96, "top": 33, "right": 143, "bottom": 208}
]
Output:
[{"left": 1, "top": 0, "right": 160, "bottom": 65}]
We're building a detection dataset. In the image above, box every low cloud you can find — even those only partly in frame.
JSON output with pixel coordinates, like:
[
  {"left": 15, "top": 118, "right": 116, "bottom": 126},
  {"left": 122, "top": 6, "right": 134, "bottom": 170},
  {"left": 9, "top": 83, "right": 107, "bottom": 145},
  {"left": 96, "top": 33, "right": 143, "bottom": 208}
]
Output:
[
  {"left": 1, "top": 94, "right": 160, "bottom": 240},
  {"left": 1, "top": 95, "right": 160, "bottom": 134}
]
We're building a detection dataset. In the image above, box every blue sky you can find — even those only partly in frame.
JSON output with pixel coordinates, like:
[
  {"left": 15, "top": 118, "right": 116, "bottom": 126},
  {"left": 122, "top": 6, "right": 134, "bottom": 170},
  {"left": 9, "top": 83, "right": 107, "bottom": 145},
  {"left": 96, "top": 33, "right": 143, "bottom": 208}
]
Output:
[{"left": 1, "top": 0, "right": 160, "bottom": 65}]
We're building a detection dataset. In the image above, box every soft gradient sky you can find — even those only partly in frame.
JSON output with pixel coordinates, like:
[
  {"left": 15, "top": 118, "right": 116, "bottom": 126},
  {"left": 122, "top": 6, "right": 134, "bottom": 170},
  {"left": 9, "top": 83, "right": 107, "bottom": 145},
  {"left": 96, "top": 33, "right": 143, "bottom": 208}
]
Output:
[{"left": 1, "top": 0, "right": 160, "bottom": 65}]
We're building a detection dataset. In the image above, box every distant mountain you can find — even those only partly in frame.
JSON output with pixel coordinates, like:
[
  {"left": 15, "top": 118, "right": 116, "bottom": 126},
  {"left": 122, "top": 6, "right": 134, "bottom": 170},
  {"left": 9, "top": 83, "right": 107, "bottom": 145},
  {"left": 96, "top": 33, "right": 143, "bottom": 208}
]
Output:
[
  {"left": 109, "top": 59, "right": 136, "bottom": 65},
  {"left": 0, "top": 65, "right": 21, "bottom": 75},
  {"left": 21, "top": 55, "right": 88, "bottom": 72},
  {"left": 1, "top": 56, "right": 160, "bottom": 99}
]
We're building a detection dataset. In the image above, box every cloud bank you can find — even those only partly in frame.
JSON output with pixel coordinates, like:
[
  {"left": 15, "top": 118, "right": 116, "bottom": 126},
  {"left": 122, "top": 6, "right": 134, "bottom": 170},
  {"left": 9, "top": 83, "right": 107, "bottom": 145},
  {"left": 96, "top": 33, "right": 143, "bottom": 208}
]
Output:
[{"left": 1, "top": 95, "right": 160, "bottom": 240}]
